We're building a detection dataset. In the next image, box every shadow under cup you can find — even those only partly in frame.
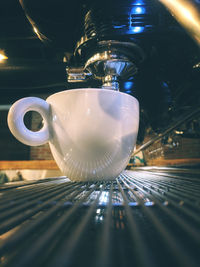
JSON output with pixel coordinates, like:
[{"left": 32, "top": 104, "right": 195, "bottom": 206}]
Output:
[{"left": 8, "top": 88, "right": 139, "bottom": 181}]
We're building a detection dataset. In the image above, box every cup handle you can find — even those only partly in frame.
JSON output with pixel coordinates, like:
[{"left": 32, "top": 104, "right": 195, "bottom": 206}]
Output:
[{"left": 7, "top": 97, "right": 50, "bottom": 146}]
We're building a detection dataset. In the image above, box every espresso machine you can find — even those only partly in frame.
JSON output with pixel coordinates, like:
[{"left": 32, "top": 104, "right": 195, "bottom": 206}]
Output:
[
  {"left": 19, "top": 0, "right": 200, "bottom": 136},
  {"left": 0, "top": 1, "right": 200, "bottom": 267}
]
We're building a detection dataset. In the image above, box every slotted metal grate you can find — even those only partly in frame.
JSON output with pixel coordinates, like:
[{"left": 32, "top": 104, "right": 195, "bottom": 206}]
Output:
[{"left": 0, "top": 169, "right": 200, "bottom": 267}]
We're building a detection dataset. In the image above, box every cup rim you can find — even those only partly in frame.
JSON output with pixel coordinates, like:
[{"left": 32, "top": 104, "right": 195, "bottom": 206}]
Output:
[{"left": 47, "top": 88, "right": 138, "bottom": 102}]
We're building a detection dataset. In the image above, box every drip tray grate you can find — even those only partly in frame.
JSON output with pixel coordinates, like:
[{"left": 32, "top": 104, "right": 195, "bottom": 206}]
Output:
[{"left": 0, "top": 169, "right": 200, "bottom": 267}]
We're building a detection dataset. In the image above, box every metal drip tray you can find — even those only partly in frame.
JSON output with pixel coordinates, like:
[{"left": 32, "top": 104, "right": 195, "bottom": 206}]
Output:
[{"left": 0, "top": 169, "right": 200, "bottom": 267}]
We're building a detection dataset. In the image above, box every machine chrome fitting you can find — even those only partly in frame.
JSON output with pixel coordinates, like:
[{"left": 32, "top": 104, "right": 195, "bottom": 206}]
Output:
[
  {"left": 84, "top": 41, "right": 144, "bottom": 90},
  {"left": 66, "top": 67, "right": 92, "bottom": 83},
  {"left": 84, "top": 50, "right": 137, "bottom": 90}
]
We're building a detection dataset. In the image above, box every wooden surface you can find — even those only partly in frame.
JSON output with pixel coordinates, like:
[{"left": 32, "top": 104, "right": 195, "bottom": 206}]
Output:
[
  {"left": 146, "top": 158, "right": 200, "bottom": 166},
  {"left": 0, "top": 160, "right": 59, "bottom": 170}
]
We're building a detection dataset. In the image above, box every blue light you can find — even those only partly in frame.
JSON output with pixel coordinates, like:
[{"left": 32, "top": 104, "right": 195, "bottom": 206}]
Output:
[
  {"left": 144, "top": 201, "right": 154, "bottom": 206},
  {"left": 162, "top": 81, "right": 168, "bottom": 88},
  {"left": 131, "top": 6, "right": 145, "bottom": 14},
  {"left": 135, "top": 0, "right": 144, "bottom": 5},
  {"left": 113, "top": 25, "right": 125, "bottom": 29},
  {"left": 124, "top": 81, "right": 133, "bottom": 90},
  {"left": 132, "top": 26, "right": 144, "bottom": 33},
  {"left": 136, "top": 7, "right": 142, "bottom": 13}
]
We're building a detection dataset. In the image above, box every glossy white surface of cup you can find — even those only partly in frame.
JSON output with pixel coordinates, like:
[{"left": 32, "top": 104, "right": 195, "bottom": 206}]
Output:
[{"left": 8, "top": 89, "right": 139, "bottom": 181}]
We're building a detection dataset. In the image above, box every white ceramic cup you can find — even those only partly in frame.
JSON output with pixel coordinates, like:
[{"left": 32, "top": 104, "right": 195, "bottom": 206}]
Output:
[{"left": 7, "top": 88, "right": 139, "bottom": 181}]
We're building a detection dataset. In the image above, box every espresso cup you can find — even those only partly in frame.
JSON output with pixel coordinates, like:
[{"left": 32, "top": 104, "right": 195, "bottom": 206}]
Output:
[{"left": 7, "top": 88, "right": 139, "bottom": 181}]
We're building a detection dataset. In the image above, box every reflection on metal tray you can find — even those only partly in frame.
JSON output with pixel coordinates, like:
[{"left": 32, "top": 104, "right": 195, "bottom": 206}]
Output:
[{"left": 0, "top": 169, "right": 200, "bottom": 267}]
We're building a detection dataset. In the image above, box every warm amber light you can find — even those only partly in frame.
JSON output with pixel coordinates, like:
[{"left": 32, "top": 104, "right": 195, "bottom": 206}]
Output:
[
  {"left": 33, "top": 26, "right": 38, "bottom": 34},
  {"left": 0, "top": 52, "right": 8, "bottom": 62},
  {"left": 160, "top": 0, "right": 200, "bottom": 46}
]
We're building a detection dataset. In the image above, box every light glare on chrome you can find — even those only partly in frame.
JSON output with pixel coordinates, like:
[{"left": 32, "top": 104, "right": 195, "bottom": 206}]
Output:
[
  {"left": 0, "top": 51, "right": 8, "bottom": 62},
  {"left": 159, "top": 0, "right": 200, "bottom": 46}
]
